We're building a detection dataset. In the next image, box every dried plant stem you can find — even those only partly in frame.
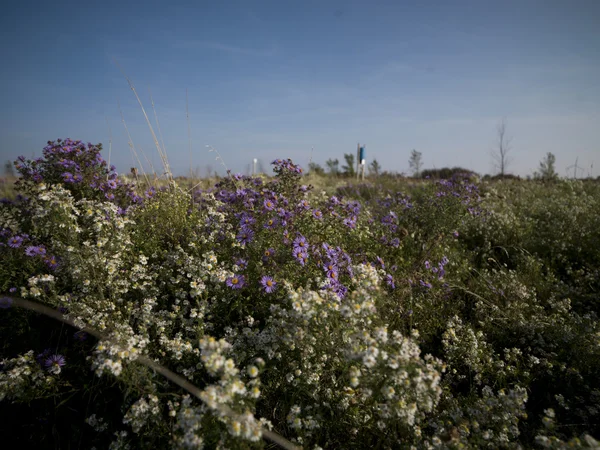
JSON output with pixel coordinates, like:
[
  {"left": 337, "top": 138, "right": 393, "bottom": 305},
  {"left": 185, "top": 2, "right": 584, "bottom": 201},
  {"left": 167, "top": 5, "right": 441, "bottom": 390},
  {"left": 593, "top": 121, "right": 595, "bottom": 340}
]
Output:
[
  {"left": 3, "top": 296, "right": 301, "bottom": 450},
  {"left": 187, "top": 88, "right": 193, "bottom": 184},
  {"left": 105, "top": 116, "right": 113, "bottom": 181},
  {"left": 113, "top": 58, "right": 172, "bottom": 182},
  {"left": 118, "top": 101, "right": 151, "bottom": 187}
]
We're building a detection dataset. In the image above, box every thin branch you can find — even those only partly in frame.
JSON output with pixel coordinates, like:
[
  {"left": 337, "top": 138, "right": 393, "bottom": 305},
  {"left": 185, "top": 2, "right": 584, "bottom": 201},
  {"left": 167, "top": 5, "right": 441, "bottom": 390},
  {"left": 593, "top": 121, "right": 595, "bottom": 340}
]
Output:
[{"left": 2, "top": 295, "right": 301, "bottom": 450}]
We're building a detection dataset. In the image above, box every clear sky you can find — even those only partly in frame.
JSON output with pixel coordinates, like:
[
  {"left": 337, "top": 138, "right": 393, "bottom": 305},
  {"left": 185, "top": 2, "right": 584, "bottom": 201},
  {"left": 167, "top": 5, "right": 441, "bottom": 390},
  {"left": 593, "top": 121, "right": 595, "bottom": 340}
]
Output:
[{"left": 1, "top": 0, "right": 599, "bottom": 178}]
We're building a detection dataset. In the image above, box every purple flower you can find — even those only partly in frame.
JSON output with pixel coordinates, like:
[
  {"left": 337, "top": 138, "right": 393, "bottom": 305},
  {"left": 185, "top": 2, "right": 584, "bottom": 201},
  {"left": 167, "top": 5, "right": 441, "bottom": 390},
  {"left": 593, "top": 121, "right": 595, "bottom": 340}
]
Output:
[
  {"left": 390, "top": 238, "right": 400, "bottom": 248},
  {"left": 453, "top": 231, "right": 459, "bottom": 238},
  {"left": 44, "top": 354, "right": 66, "bottom": 370},
  {"left": 45, "top": 255, "right": 59, "bottom": 270},
  {"left": 62, "top": 172, "right": 74, "bottom": 183},
  {"left": 419, "top": 280, "right": 432, "bottom": 289},
  {"left": 260, "top": 276, "right": 277, "bottom": 293},
  {"left": 385, "top": 274, "right": 395, "bottom": 289},
  {"left": 236, "top": 229, "right": 255, "bottom": 245},
  {"left": 226, "top": 275, "right": 246, "bottom": 289},
  {"left": 234, "top": 258, "right": 248, "bottom": 269},
  {"left": 298, "top": 199, "right": 310, "bottom": 210},
  {"left": 263, "top": 217, "right": 278, "bottom": 230},
  {"left": 8, "top": 236, "right": 23, "bottom": 248},
  {"left": 293, "top": 235, "right": 309, "bottom": 252},
  {"left": 343, "top": 216, "right": 357, "bottom": 229},
  {"left": 262, "top": 248, "right": 275, "bottom": 262},
  {"left": 0, "top": 297, "right": 13, "bottom": 309},
  {"left": 107, "top": 180, "right": 118, "bottom": 190},
  {"left": 240, "top": 214, "right": 255, "bottom": 228},
  {"left": 25, "top": 245, "right": 46, "bottom": 257},
  {"left": 293, "top": 249, "right": 308, "bottom": 266},
  {"left": 424, "top": 260, "right": 431, "bottom": 270},
  {"left": 263, "top": 198, "right": 276, "bottom": 211},
  {"left": 312, "top": 209, "right": 323, "bottom": 220},
  {"left": 9, "top": 287, "right": 17, "bottom": 293},
  {"left": 376, "top": 256, "right": 385, "bottom": 269},
  {"left": 73, "top": 331, "right": 87, "bottom": 341}
]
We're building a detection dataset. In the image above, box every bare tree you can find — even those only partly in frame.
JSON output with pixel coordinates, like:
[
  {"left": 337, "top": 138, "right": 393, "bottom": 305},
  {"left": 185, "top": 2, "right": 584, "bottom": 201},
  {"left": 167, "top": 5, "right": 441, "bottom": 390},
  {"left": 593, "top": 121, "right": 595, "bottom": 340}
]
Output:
[{"left": 491, "top": 118, "right": 512, "bottom": 176}]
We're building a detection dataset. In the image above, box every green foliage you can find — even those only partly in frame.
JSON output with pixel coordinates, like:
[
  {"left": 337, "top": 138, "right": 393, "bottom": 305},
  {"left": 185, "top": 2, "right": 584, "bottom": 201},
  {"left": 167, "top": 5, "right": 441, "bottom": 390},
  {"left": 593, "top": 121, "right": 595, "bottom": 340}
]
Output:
[
  {"left": 535, "top": 152, "right": 559, "bottom": 181},
  {"left": 341, "top": 153, "right": 355, "bottom": 177},
  {"left": 2, "top": 146, "right": 600, "bottom": 449}
]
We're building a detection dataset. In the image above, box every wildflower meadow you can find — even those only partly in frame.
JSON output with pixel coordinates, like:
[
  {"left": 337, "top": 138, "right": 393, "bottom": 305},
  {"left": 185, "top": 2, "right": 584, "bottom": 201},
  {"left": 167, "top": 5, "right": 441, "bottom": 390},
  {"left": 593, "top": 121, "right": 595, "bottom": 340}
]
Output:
[{"left": 1, "top": 139, "right": 600, "bottom": 449}]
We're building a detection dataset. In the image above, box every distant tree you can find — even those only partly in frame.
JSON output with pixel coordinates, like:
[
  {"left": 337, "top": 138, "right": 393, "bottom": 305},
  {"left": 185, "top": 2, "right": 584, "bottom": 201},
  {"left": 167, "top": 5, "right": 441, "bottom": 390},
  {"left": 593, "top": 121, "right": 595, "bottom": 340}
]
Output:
[
  {"left": 408, "top": 150, "right": 423, "bottom": 177},
  {"left": 369, "top": 158, "right": 381, "bottom": 177},
  {"left": 491, "top": 118, "right": 513, "bottom": 176},
  {"left": 308, "top": 162, "right": 325, "bottom": 176},
  {"left": 325, "top": 158, "right": 339, "bottom": 175},
  {"left": 4, "top": 160, "right": 14, "bottom": 177},
  {"left": 535, "top": 152, "right": 558, "bottom": 180},
  {"left": 342, "top": 153, "right": 356, "bottom": 177}
]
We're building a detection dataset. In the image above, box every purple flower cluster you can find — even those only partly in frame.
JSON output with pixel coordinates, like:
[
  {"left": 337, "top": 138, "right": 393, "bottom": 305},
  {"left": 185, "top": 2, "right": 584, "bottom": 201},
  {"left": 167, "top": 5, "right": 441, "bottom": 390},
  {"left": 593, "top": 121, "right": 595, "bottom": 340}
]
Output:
[
  {"left": 292, "top": 234, "right": 309, "bottom": 266},
  {"left": 13, "top": 139, "right": 140, "bottom": 211}
]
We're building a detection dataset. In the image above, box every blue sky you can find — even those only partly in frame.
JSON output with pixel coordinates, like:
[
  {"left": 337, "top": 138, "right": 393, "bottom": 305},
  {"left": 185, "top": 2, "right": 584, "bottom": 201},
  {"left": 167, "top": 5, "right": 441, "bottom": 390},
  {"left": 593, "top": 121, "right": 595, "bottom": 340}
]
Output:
[{"left": 1, "top": 0, "right": 599, "bottom": 177}]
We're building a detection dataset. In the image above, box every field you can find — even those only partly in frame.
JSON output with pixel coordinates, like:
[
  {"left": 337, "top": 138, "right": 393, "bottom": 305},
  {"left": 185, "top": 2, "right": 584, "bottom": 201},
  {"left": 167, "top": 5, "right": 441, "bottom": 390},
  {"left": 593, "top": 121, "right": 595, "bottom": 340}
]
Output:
[{"left": 1, "top": 139, "right": 600, "bottom": 449}]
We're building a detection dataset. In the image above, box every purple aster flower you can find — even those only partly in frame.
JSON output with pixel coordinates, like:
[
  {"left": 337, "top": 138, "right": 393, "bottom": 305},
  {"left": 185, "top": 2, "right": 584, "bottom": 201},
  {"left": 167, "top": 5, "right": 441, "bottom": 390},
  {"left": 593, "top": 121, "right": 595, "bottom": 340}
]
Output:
[
  {"left": 105, "top": 192, "right": 115, "bottom": 201},
  {"left": 260, "top": 275, "right": 277, "bottom": 293},
  {"left": 73, "top": 331, "right": 87, "bottom": 341},
  {"left": 453, "top": 231, "right": 459, "bottom": 238},
  {"left": 293, "top": 235, "right": 309, "bottom": 252},
  {"left": 9, "top": 287, "right": 17, "bottom": 293},
  {"left": 385, "top": 274, "right": 395, "bottom": 289},
  {"left": 62, "top": 172, "right": 74, "bottom": 183},
  {"left": 234, "top": 258, "right": 248, "bottom": 269},
  {"left": 293, "top": 249, "right": 308, "bottom": 266},
  {"left": 298, "top": 199, "right": 310, "bottom": 210},
  {"left": 236, "top": 229, "right": 255, "bottom": 245},
  {"left": 264, "top": 217, "right": 278, "bottom": 230},
  {"left": 44, "top": 354, "right": 66, "bottom": 370},
  {"left": 343, "top": 216, "right": 358, "bottom": 229},
  {"left": 239, "top": 214, "right": 255, "bottom": 228},
  {"left": 262, "top": 248, "right": 275, "bottom": 262},
  {"left": 25, "top": 245, "right": 46, "bottom": 257},
  {"left": 45, "top": 255, "right": 59, "bottom": 270},
  {"left": 145, "top": 187, "right": 156, "bottom": 198},
  {"left": 323, "top": 261, "right": 338, "bottom": 276},
  {"left": 424, "top": 260, "right": 431, "bottom": 270},
  {"left": 312, "top": 209, "right": 323, "bottom": 220},
  {"left": 226, "top": 275, "right": 246, "bottom": 289},
  {"left": 263, "top": 198, "right": 276, "bottom": 211},
  {"left": 8, "top": 236, "right": 23, "bottom": 248},
  {"left": 390, "top": 237, "right": 400, "bottom": 248},
  {"left": 376, "top": 256, "right": 385, "bottom": 269},
  {"left": 107, "top": 180, "right": 118, "bottom": 190},
  {"left": 0, "top": 297, "right": 13, "bottom": 309}
]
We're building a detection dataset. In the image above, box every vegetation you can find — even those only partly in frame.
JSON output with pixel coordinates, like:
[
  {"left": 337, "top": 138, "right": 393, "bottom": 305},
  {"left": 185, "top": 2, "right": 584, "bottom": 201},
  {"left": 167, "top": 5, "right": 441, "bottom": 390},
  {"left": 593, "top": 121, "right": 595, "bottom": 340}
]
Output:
[{"left": 1, "top": 139, "right": 600, "bottom": 449}]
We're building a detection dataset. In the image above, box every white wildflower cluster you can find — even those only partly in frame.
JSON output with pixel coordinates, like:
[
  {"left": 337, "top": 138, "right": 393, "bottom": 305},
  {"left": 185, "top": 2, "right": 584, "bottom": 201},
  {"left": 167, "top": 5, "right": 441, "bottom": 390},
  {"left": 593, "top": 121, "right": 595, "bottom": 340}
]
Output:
[
  {"left": 90, "top": 329, "right": 149, "bottom": 377},
  {"left": 122, "top": 394, "right": 161, "bottom": 433},
  {"left": 229, "top": 273, "right": 444, "bottom": 445},
  {"left": 0, "top": 350, "right": 56, "bottom": 402},
  {"left": 426, "top": 385, "right": 529, "bottom": 448},
  {"left": 85, "top": 414, "right": 109, "bottom": 432}
]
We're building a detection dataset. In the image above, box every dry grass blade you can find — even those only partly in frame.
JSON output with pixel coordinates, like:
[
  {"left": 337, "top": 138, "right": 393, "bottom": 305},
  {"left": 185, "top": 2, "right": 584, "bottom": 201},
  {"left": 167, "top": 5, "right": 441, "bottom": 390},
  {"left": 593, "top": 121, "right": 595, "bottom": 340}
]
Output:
[
  {"left": 113, "top": 58, "right": 172, "bottom": 182},
  {"left": 118, "top": 100, "right": 151, "bottom": 187}
]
